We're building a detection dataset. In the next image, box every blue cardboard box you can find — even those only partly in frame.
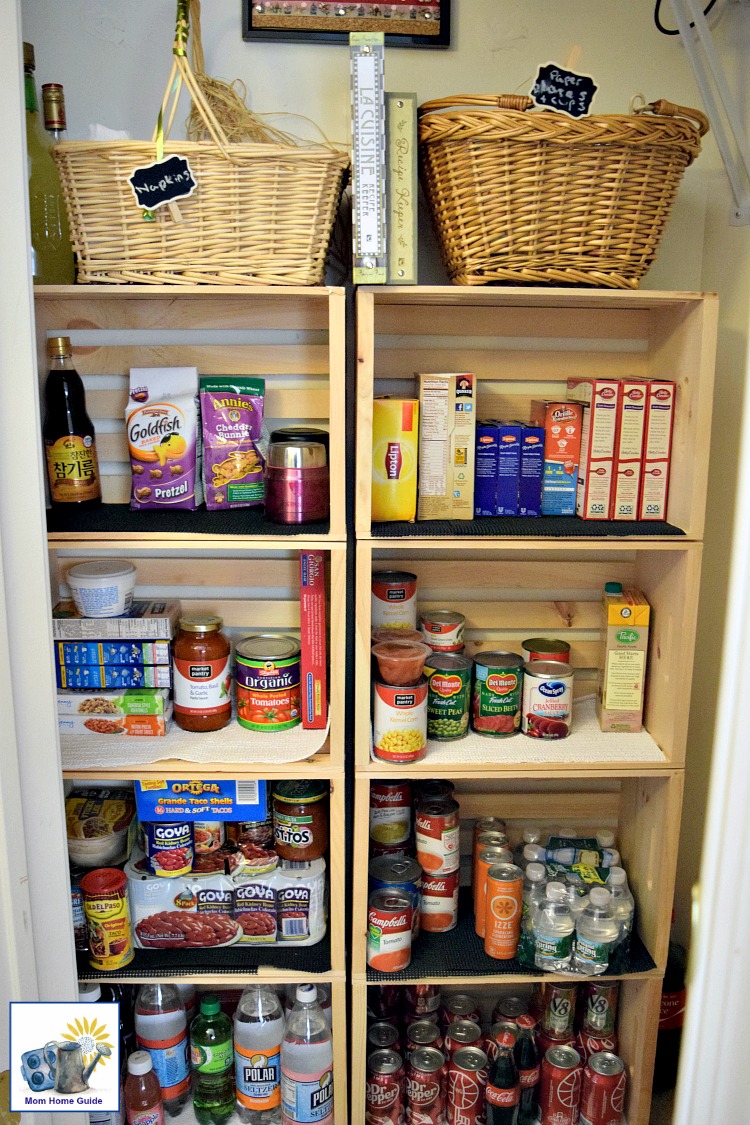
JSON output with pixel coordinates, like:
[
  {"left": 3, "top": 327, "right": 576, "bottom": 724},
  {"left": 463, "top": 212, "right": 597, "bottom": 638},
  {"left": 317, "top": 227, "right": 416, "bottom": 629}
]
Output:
[
  {"left": 517, "top": 425, "right": 545, "bottom": 517},
  {"left": 475, "top": 422, "right": 500, "bottom": 516},
  {"left": 495, "top": 424, "right": 522, "bottom": 516}
]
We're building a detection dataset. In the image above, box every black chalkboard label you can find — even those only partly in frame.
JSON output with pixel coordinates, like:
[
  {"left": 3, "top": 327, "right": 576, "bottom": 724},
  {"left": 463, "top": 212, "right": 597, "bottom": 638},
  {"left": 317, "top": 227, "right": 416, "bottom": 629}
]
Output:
[
  {"left": 531, "top": 63, "right": 598, "bottom": 118},
  {"left": 128, "top": 155, "right": 197, "bottom": 211}
]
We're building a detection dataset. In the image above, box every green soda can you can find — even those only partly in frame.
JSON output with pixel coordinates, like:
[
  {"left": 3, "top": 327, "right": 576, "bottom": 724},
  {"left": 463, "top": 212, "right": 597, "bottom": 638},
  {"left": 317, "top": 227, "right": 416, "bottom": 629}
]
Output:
[
  {"left": 471, "top": 651, "right": 524, "bottom": 737},
  {"left": 425, "top": 652, "right": 472, "bottom": 741}
]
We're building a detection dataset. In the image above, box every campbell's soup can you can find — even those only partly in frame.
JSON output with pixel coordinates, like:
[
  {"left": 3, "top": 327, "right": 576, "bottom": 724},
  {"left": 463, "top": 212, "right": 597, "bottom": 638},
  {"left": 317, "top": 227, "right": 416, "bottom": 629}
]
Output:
[
  {"left": 522, "top": 659, "right": 574, "bottom": 739},
  {"left": 373, "top": 678, "right": 428, "bottom": 764},
  {"left": 522, "top": 637, "right": 571, "bottom": 663},
  {"left": 143, "top": 820, "right": 194, "bottom": 877},
  {"left": 420, "top": 610, "right": 465, "bottom": 653},
  {"left": 484, "top": 863, "right": 523, "bottom": 960},
  {"left": 370, "top": 780, "right": 413, "bottom": 847},
  {"left": 370, "top": 839, "right": 415, "bottom": 860},
  {"left": 235, "top": 634, "right": 301, "bottom": 732},
  {"left": 80, "top": 867, "right": 134, "bottom": 971},
  {"left": 416, "top": 798, "right": 460, "bottom": 876},
  {"left": 367, "top": 889, "right": 413, "bottom": 973},
  {"left": 369, "top": 855, "right": 422, "bottom": 937},
  {"left": 372, "top": 570, "right": 418, "bottom": 631},
  {"left": 406, "top": 1021, "right": 444, "bottom": 1060},
  {"left": 474, "top": 846, "right": 513, "bottom": 940},
  {"left": 425, "top": 652, "right": 472, "bottom": 741},
  {"left": 472, "top": 651, "right": 524, "bottom": 737},
  {"left": 420, "top": 870, "right": 459, "bottom": 933},
  {"left": 444, "top": 1020, "right": 483, "bottom": 1058},
  {"left": 448, "top": 1046, "right": 488, "bottom": 1125},
  {"left": 405, "top": 1047, "right": 447, "bottom": 1125},
  {"left": 366, "top": 1048, "right": 406, "bottom": 1124},
  {"left": 539, "top": 1044, "right": 583, "bottom": 1125},
  {"left": 580, "top": 1051, "right": 626, "bottom": 1125}
]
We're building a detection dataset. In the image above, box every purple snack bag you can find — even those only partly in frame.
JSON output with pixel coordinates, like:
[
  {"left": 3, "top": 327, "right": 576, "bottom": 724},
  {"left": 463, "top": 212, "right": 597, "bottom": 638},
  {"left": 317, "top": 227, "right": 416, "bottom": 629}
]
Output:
[
  {"left": 127, "top": 367, "right": 203, "bottom": 510},
  {"left": 200, "top": 376, "right": 266, "bottom": 511}
]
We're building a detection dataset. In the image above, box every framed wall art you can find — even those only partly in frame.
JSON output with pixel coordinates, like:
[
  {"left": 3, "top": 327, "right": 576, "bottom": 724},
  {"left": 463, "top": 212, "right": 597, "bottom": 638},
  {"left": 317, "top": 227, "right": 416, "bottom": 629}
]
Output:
[{"left": 242, "top": 1, "right": 450, "bottom": 48}]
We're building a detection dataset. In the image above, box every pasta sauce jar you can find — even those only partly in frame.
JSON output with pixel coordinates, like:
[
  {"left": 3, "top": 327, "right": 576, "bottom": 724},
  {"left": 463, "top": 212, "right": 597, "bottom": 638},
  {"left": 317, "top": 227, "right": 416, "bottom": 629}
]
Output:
[
  {"left": 173, "top": 615, "right": 231, "bottom": 732},
  {"left": 273, "top": 781, "right": 329, "bottom": 860}
]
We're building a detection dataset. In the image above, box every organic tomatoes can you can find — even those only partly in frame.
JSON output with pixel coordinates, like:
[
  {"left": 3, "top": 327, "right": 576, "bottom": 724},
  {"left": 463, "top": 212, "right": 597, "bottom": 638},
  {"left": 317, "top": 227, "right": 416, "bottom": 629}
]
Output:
[
  {"left": 415, "top": 798, "right": 460, "bottom": 876},
  {"left": 471, "top": 652, "right": 524, "bottom": 737},
  {"left": 368, "top": 889, "right": 413, "bottom": 973},
  {"left": 521, "top": 660, "right": 574, "bottom": 739},
  {"left": 420, "top": 870, "right": 459, "bottom": 933},
  {"left": 373, "top": 678, "right": 428, "bottom": 764},
  {"left": 235, "top": 634, "right": 301, "bottom": 732},
  {"left": 484, "top": 862, "right": 524, "bottom": 960}
]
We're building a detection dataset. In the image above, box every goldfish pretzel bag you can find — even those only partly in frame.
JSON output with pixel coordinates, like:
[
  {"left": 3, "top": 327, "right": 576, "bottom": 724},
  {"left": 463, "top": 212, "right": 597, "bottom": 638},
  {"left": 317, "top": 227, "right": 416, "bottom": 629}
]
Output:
[{"left": 127, "top": 366, "right": 203, "bottom": 510}]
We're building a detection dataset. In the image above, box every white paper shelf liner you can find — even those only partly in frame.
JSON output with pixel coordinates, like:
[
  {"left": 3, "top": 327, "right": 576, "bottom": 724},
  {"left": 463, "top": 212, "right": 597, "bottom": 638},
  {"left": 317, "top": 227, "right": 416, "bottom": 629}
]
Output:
[
  {"left": 371, "top": 696, "right": 666, "bottom": 766},
  {"left": 61, "top": 716, "right": 330, "bottom": 769}
]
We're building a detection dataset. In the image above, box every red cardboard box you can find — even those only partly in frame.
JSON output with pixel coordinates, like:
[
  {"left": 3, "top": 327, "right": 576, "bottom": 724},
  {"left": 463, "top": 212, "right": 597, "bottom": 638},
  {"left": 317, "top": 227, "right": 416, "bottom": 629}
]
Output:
[
  {"left": 566, "top": 378, "right": 620, "bottom": 520},
  {"left": 611, "top": 379, "right": 648, "bottom": 520},
  {"left": 638, "top": 380, "right": 676, "bottom": 521},
  {"left": 299, "top": 551, "right": 328, "bottom": 729}
]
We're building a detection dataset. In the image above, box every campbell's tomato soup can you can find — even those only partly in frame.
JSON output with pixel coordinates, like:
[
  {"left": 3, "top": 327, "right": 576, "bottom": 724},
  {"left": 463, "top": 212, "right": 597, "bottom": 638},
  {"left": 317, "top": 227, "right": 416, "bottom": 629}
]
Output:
[
  {"left": 474, "top": 847, "right": 513, "bottom": 940},
  {"left": 370, "top": 780, "right": 413, "bottom": 847},
  {"left": 373, "top": 679, "right": 428, "bottom": 764},
  {"left": 194, "top": 821, "right": 225, "bottom": 854},
  {"left": 540, "top": 1044, "right": 583, "bottom": 1125},
  {"left": 405, "top": 985, "right": 441, "bottom": 1016},
  {"left": 420, "top": 870, "right": 459, "bottom": 933},
  {"left": 444, "top": 1020, "right": 483, "bottom": 1058},
  {"left": 143, "top": 821, "right": 194, "bottom": 877},
  {"left": 442, "top": 994, "right": 481, "bottom": 1028},
  {"left": 425, "top": 652, "right": 472, "bottom": 741},
  {"left": 416, "top": 798, "right": 460, "bottom": 876},
  {"left": 406, "top": 1021, "right": 444, "bottom": 1060},
  {"left": 522, "top": 637, "right": 571, "bottom": 663},
  {"left": 80, "top": 867, "right": 134, "bottom": 971},
  {"left": 405, "top": 1047, "right": 447, "bottom": 1125},
  {"left": 367, "top": 889, "right": 413, "bottom": 973},
  {"left": 522, "top": 660, "right": 574, "bottom": 739},
  {"left": 484, "top": 863, "right": 523, "bottom": 960},
  {"left": 420, "top": 610, "right": 465, "bottom": 653},
  {"left": 367, "top": 1048, "right": 406, "bottom": 1124},
  {"left": 369, "top": 855, "right": 422, "bottom": 937},
  {"left": 580, "top": 1051, "right": 626, "bottom": 1125},
  {"left": 372, "top": 570, "right": 418, "bottom": 631},
  {"left": 235, "top": 634, "right": 301, "bottom": 732},
  {"left": 472, "top": 651, "right": 524, "bottom": 737},
  {"left": 448, "top": 1046, "right": 488, "bottom": 1125},
  {"left": 576, "top": 1030, "right": 619, "bottom": 1065}
]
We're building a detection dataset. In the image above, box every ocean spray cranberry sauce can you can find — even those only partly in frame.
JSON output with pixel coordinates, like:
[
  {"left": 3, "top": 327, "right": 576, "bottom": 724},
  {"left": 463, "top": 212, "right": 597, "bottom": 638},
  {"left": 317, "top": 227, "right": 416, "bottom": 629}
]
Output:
[{"left": 522, "top": 659, "right": 574, "bottom": 739}]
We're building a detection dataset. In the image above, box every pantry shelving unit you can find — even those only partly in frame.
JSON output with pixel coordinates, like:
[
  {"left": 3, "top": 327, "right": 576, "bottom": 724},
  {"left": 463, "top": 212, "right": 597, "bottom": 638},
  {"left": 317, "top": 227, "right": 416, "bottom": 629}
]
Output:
[
  {"left": 34, "top": 285, "right": 348, "bottom": 1123},
  {"left": 351, "top": 286, "right": 717, "bottom": 1125}
]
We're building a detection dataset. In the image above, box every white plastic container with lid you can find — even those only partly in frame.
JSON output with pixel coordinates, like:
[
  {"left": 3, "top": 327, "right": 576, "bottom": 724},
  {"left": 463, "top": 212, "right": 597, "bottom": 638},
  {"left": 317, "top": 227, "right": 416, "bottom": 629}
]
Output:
[{"left": 67, "top": 560, "right": 137, "bottom": 618}]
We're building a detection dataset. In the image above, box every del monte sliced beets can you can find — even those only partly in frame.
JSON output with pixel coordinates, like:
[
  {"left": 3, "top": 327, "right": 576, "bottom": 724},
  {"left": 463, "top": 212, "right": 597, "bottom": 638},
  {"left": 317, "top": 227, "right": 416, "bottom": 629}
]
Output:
[{"left": 472, "top": 651, "right": 524, "bottom": 737}]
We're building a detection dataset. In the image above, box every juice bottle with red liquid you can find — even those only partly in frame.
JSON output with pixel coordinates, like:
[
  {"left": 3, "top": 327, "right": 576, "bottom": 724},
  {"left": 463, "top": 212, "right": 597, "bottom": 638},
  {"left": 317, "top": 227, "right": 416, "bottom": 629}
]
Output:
[{"left": 125, "top": 1051, "right": 165, "bottom": 1125}]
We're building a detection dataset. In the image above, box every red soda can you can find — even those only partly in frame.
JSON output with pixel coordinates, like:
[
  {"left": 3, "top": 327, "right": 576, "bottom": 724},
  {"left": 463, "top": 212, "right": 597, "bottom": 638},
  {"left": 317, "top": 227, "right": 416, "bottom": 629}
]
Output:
[
  {"left": 406, "top": 1008, "right": 441, "bottom": 1030},
  {"left": 405, "top": 985, "right": 441, "bottom": 1016},
  {"left": 441, "top": 993, "right": 481, "bottom": 1028},
  {"left": 447, "top": 1046, "right": 488, "bottom": 1125},
  {"left": 491, "top": 996, "right": 528, "bottom": 1026},
  {"left": 406, "top": 1046, "right": 447, "bottom": 1125},
  {"left": 371, "top": 985, "right": 403, "bottom": 1021},
  {"left": 575, "top": 1030, "right": 619, "bottom": 1066},
  {"left": 406, "top": 1020, "right": 444, "bottom": 1061},
  {"left": 367, "top": 1048, "right": 406, "bottom": 1125},
  {"left": 540, "top": 982, "right": 577, "bottom": 1039},
  {"left": 368, "top": 1021, "right": 402, "bottom": 1054},
  {"left": 582, "top": 981, "right": 620, "bottom": 1037},
  {"left": 539, "top": 1044, "right": 583, "bottom": 1125},
  {"left": 537, "top": 1027, "right": 575, "bottom": 1061},
  {"left": 579, "top": 1052, "right": 626, "bottom": 1125},
  {"left": 444, "top": 1019, "right": 483, "bottom": 1058}
]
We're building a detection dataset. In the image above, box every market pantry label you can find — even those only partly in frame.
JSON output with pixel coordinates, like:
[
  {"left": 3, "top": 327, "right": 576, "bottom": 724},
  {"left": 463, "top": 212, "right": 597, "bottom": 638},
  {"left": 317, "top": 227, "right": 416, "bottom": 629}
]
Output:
[
  {"left": 531, "top": 63, "right": 598, "bottom": 118},
  {"left": 128, "top": 154, "right": 197, "bottom": 212}
]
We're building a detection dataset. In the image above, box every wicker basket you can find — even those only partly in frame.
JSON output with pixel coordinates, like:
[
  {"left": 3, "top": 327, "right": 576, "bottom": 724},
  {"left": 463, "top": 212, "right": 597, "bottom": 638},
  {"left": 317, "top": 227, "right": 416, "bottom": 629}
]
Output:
[
  {"left": 418, "top": 94, "right": 708, "bottom": 289},
  {"left": 53, "top": 4, "right": 349, "bottom": 286}
]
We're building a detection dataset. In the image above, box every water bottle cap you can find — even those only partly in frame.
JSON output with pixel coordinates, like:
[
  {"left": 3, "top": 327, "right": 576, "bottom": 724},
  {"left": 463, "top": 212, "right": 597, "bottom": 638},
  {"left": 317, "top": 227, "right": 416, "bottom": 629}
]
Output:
[
  {"left": 596, "top": 829, "right": 615, "bottom": 847},
  {"left": 522, "top": 826, "right": 541, "bottom": 843},
  {"left": 78, "top": 983, "right": 101, "bottom": 1002},
  {"left": 523, "top": 844, "right": 545, "bottom": 861},
  {"left": 296, "top": 984, "right": 317, "bottom": 1004},
  {"left": 128, "top": 1051, "right": 154, "bottom": 1076},
  {"left": 526, "top": 862, "right": 546, "bottom": 881},
  {"left": 608, "top": 867, "right": 627, "bottom": 885},
  {"left": 200, "top": 994, "right": 221, "bottom": 1015},
  {"left": 547, "top": 881, "right": 566, "bottom": 901},
  {"left": 590, "top": 886, "right": 611, "bottom": 907}
]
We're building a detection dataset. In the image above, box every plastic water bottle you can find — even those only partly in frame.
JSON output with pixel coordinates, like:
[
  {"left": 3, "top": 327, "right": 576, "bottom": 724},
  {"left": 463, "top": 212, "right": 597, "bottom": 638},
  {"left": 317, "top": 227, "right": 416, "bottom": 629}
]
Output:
[
  {"left": 134, "top": 984, "right": 191, "bottom": 1117},
  {"left": 532, "top": 881, "right": 575, "bottom": 970},
  {"left": 563, "top": 872, "right": 589, "bottom": 919},
  {"left": 574, "top": 886, "right": 620, "bottom": 974},
  {"left": 190, "top": 994, "right": 234, "bottom": 1125},
  {"left": 124, "top": 1051, "right": 164, "bottom": 1125},
  {"left": 280, "top": 985, "right": 334, "bottom": 1125},
  {"left": 512, "top": 826, "right": 542, "bottom": 866},
  {"left": 235, "top": 984, "right": 285, "bottom": 1124},
  {"left": 545, "top": 844, "right": 621, "bottom": 868},
  {"left": 520, "top": 843, "right": 546, "bottom": 871},
  {"left": 515, "top": 862, "right": 547, "bottom": 966},
  {"left": 284, "top": 983, "right": 332, "bottom": 1028},
  {"left": 606, "top": 866, "right": 636, "bottom": 950}
]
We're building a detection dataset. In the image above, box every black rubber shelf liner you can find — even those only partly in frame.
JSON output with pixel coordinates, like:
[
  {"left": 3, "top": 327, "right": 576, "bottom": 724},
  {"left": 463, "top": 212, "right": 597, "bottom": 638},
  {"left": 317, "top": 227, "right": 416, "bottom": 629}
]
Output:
[
  {"left": 366, "top": 890, "right": 656, "bottom": 982},
  {"left": 76, "top": 932, "right": 331, "bottom": 981},
  {"left": 47, "top": 504, "right": 329, "bottom": 538},
  {"left": 372, "top": 517, "right": 685, "bottom": 539}
]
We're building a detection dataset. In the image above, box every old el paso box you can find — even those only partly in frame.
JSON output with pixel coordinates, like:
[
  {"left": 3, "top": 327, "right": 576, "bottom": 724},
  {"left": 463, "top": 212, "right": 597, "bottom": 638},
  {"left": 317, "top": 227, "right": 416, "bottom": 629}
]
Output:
[
  {"left": 597, "top": 585, "right": 650, "bottom": 733},
  {"left": 135, "top": 779, "right": 268, "bottom": 822},
  {"left": 300, "top": 551, "right": 327, "bottom": 730},
  {"left": 530, "top": 401, "right": 583, "bottom": 516},
  {"left": 566, "top": 378, "right": 620, "bottom": 520},
  {"left": 638, "top": 379, "right": 676, "bottom": 521},
  {"left": 417, "top": 373, "right": 476, "bottom": 521}
]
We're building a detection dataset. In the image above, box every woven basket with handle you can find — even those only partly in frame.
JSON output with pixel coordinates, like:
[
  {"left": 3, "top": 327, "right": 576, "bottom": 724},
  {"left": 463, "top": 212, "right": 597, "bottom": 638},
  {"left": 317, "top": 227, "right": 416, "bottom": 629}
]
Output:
[
  {"left": 418, "top": 94, "right": 709, "bottom": 288},
  {"left": 52, "top": 1, "right": 349, "bottom": 286}
]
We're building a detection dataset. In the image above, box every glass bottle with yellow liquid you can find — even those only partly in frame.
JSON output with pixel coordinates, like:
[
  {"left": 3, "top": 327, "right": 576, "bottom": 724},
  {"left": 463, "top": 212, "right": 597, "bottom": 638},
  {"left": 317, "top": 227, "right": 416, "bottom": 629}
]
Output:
[
  {"left": 24, "top": 42, "right": 74, "bottom": 284},
  {"left": 43, "top": 336, "right": 101, "bottom": 509}
]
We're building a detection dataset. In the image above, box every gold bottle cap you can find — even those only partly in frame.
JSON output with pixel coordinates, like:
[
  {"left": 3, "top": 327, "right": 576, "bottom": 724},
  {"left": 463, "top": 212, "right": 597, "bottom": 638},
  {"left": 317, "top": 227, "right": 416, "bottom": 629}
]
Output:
[
  {"left": 47, "top": 336, "right": 72, "bottom": 359},
  {"left": 23, "top": 42, "right": 35, "bottom": 70},
  {"left": 42, "top": 84, "right": 66, "bottom": 131}
]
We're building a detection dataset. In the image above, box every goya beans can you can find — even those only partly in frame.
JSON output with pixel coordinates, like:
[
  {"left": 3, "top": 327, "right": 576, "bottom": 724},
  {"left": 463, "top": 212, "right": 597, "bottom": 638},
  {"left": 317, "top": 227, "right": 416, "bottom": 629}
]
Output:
[
  {"left": 369, "top": 855, "right": 422, "bottom": 937},
  {"left": 484, "top": 862, "right": 524, "bottom": 960},
  {"left": 472, "top": 651, "right": 524, "bottom": 737},
  {"left": 373, "top": 678, "right": 428, "bottom": 764},
  {"left": 474, "top": 847, "right": 513, "bottom": 940},
  {"left": 372, "top": 570, "right": 418, "bottom": 631},
  {"left": 448, "top": 1046, "right": 488, "bottom": 1125},
  {"left": 80, "top": 867, "right": 134, "bottom": 970},
  {"left": 580, "top": 1052, "right": 626, "bottom": 1125},
  {"left": 425, "top": 653, "right": 471, "bottom": 741},
  {"left": 522, "top": 637, "right": 571, "bottom": 663},
  {"left": 368, "top": 889, "right": 413, "bottom": 973},
  {"left": 420, "top": 610, "right": 465, "bottom": 653},
  {"left": 522, "top": 660, "right": 575, "bottom": 739},
  {"left": 144, "top": 821, "right": 194, "bottom": 877},
  {"left": 405, "top": 1047, "right": 447, "bottom": 1125},
  {"left": 370, "top": 781, "right": 413, "bottom": 847},
  {"left": 273, "top": 781, "right": 329, "bottom": 861},
  {"left": 416, "top": 798, "right": 460, "bottom": 875},
  {"left": 366, "top": 1048, "right": 406, "bottom": 1125},
  {"left": 582, "top": 981, "right": 620, "bottom": 1037},
  {"left": 236, "top": 634, "right": 301, "bottom": 732},
  {"left": 540, "top": 1045, "right": 583, "bottom": 1125},
  {"left": 420, "top": 871, "right": 459, "bottom": 933}
]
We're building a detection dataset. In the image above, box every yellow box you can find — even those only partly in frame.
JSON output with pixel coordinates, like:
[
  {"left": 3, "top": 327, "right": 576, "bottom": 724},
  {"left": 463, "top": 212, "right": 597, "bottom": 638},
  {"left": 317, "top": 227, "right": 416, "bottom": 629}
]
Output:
[
  {"left": 597, "top": 585, "right": 651, "bottom": 733},
  {"left": 371, "top": 397, "right": 419, "bottom": 522}
]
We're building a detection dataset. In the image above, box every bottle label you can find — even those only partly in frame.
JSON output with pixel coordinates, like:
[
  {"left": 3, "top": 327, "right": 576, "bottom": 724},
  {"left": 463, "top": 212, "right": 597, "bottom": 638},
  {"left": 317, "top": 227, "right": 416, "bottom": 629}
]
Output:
[
  {"left": 173, "top": 655, "right": 231, "bottom": 715},
  {"left": 535, "top": 932, "right": 573, "bottom": 961},
  {"left": 659, "top": 988, "right": 686, "bottom": 1031},
  {"left": 191, "top": 1039, "right": 233, "bottom": 1074},
  {"left": 127, "top": 1109, "right": 164, "bottom": 1125},
  {"left": 235, "top": 1040, "right": 281, "bottom": 1110},
  {"left": 45, "top": 435, "right": 100, "bottom": 502},
  {"left": 281, "top": 1063, "right": 334, "bottom": 1123},
  {"left": 135, "top": 1032, "right": 190, "bottom": 1100},
  {"left": 575, "top": 935, "right": 610, "bottom": 966},
  {"left": 486, "top": 1083, "right": 521, "bottom": 1107},
  {"left": 518, "top": 1065, "right": 540, "bottom": 1088}
]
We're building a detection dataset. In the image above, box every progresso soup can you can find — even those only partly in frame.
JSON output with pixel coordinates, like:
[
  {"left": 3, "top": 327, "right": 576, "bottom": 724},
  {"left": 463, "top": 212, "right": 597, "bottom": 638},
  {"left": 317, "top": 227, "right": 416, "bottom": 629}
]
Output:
[
  {"left": 235, "top": 634, "right": 301, "bottom": 732},
  {"left": 471, "top": 651, "right": 524, "bottom": 737},
  {"left": 425, "top": 652, "right": 471, "bottom": 741},
  {"left": 371, "top": 570, "right": 418, "bottom": 631}
]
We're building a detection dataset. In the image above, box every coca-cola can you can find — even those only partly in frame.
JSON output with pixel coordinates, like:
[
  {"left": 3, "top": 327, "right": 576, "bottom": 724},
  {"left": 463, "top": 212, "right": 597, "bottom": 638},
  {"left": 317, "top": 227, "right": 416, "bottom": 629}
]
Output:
[
  {"left": 486, "top": 1021, "right": 520, "bottom": 1063},
  {"left": 491, "top": 996, "right": 528, "bottom": 1026},
  {"left": 406, "top": 1020, "right": 444, "bottom": 1060},
  {"left": 367, "top": 1048, "right": 406, "bottom": 1125},
  {"left": 441, "top": 993, "right": 481, "bottom": 1028},
  {"left": 405, "top": 985, "right": 442, "bottom": 1015},
  {"left": 368, "top": 1020, "right": 402, "bottom": 1054},
  {"left": 447, "top": 1046, "right": 488, "bottom": 1125},
  {"left": 406, "top": 1046, "right": 447, "bottom": 1125},
  {"left": 444, "top": 1019, "right": 483, "bottom": 1058},
  {"left": 405, "top": 1007, "right": 441, "bottom": 1030},
  {"left": 539, "top": 982, "right": 577, "bottom": 1039},
  {"left": 575, "top": 1030, "right": 619, "bottom": 1066},
  {"left": 537, "top": 1026, "right": 576, "bottom": 1061},
  {"left": 539, "top": 1044, "right": 583, "bottom": 1125},
  {"left": 582, "top": 981, "right": 620, "bottom": 1037},
  {"left": 579, "top": 1052, "right": 626, "bottom": 1125}
]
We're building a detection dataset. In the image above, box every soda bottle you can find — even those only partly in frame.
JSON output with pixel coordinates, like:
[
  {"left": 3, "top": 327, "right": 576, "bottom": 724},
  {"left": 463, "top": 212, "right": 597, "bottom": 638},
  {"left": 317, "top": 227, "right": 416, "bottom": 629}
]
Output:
[
  {"left": 190, "top": 994, "right": 235, "bottom": 1125},
  {"left": 486, "top": 1030, "right": 520, "bottom": 1124},
  {"left": 235, "top": 984, "right": 285, "bottom": 1124},
  {"left": 284, "top": 983, "right": 332, "bottom": 1027},
  {"left": 280, "top": 985, "right": 334, "bottom": 1125},
  {"left": 573, "top": 887, "right": 619, "bottom": 975},
  {"left": 176, "top": 985, "right": 197, "bottom": 1026},
  {"left": 513, "top": 1015, "right": 540, "bottom": 1125},
  {"left": 606, "top": 867, "right": 635, "bottom": 952},
  {"left": 653, "top": 922, "right": 687, "bottom": 1093},
  {"left": 79, "top": 983, "right": 129, "bottom": 1125},
  {"left": 124, "top": 1051, "right": 165, "bottom": 1125},
  {"left": 515, "top": 862, "right": 546, "bottom": 967},
  {"left": 532, "top": 882, "right": 575, "bottom": 971},
  {"left": 134, "top": 984, "right": 191, "bottom": 1117}
]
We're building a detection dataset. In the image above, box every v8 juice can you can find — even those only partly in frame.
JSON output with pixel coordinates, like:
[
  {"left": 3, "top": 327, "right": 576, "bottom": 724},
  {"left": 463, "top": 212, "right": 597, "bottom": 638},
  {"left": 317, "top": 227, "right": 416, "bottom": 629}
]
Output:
[
  {"left": 373, "top": 678, "right": 428, "bottom": 764},
  {"left": 522, "top": 660, "right": 574, "bottom": 739},
  {"left": 426, "top": 652, "right": 471, "bottom": 741},
  {"left": 235, "top": 634, "right": 301, "bottom": 732},
  {"left": 472, "top": 651, "right": 524, "bottom": 737},
  {"left": 484, "top": 862, "right": 523, "bottom": 960},
  {"left": 371, "top": 570, "right": 418, "bottom": 631}
]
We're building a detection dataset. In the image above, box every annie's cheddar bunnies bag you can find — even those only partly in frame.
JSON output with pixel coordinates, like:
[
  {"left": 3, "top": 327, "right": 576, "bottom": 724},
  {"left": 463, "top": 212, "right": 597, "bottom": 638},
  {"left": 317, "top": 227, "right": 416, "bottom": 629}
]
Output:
[
  {"left": 127, "top": 368, "right": 203, "bottom": 510},
  {"left": 200, "top": 376, "right": 267, "bottom": 511}
]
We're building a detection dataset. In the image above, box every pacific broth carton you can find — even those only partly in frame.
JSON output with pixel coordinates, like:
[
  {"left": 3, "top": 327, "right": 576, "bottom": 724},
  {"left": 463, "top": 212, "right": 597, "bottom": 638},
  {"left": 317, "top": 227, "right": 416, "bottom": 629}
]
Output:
[{"left": 597, "top": 582, "right": 650, "bottom": 733}]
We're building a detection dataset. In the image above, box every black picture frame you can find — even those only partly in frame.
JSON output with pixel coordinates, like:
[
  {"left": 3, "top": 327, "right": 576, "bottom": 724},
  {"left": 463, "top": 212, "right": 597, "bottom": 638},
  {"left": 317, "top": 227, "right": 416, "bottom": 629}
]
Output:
[{"left": 242, "top": 0, "right": 450, "bottom": 48}]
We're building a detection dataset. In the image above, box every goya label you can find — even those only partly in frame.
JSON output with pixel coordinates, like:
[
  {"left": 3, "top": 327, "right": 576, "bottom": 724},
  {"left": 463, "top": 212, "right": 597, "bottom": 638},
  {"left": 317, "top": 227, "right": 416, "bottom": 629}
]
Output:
[
  {"left": 46, "top": 434, "right": 100, "bottom": 503},
  {"left": 426, "top": 666, "right": 470, "bottom": 741},
  {"left": 472, "top": 661, "right": 523, "bottom": 736},
  {"left": 191, "top": 1038, "right": 233, "bottom": 1073},
  {"left": 136, "top": 1032, "right": 190, "bottom": 1100},
  {"left": 235, "top": 1040, "right": 281, "bottom": 1110},
  {"left": 281, "top": 1065, "right": 334, "bottom": 1124}
]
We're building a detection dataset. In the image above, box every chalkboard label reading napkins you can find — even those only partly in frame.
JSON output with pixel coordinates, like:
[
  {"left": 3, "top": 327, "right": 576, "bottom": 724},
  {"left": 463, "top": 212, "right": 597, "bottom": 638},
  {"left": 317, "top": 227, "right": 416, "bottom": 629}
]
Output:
[
  {"left": 128, "top": 155, "right": 197, "bottom": 212},
  {"left": 531, "top": 63, "right": 597, "bottom": 119}
]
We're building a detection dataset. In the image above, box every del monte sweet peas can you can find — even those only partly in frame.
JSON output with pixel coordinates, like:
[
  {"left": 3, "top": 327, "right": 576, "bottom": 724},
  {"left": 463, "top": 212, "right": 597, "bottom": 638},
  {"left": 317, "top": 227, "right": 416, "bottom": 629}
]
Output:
[{"left": 471, "top": 651, "right": 524, "bottom": 737}]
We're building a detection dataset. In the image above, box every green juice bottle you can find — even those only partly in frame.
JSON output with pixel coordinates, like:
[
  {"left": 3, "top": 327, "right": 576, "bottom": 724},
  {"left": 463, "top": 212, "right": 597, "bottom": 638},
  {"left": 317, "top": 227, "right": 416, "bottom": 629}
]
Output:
[{"left": 190, "top": 995, "right": 235, "bottom": 1125}]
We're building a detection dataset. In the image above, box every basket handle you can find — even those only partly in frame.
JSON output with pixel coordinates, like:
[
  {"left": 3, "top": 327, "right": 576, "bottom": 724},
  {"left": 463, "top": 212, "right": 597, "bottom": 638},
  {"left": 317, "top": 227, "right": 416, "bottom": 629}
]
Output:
[
  {"left": 418, "top": 94, "right": 534, "bottom": 117},
  {"left": 636, "top": 97, "right": 710, "bottom": 136}
]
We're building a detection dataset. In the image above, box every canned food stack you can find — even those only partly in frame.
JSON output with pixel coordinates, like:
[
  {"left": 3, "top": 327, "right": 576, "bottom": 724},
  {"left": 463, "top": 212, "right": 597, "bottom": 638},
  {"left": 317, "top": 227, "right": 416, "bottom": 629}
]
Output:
[{"left": 365, "top": 982, "right": 627, "bottom": 1125}]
